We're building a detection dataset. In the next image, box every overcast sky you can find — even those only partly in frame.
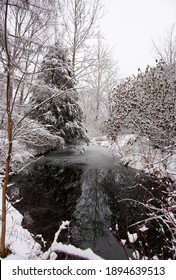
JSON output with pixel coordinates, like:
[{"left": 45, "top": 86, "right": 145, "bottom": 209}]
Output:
[{"left": 101, "top": 0, "right": 176, "bottom": 78}]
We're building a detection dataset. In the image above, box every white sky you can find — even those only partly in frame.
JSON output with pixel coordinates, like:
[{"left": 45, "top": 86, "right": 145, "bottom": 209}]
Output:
[{"left": 101, "top": 0, "right": 176, "bottom": 77}]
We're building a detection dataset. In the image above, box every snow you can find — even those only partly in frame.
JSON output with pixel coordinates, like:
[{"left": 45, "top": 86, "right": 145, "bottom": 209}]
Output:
[
  {"left": 0, "top": 190, "right": 43, "bottom": 260},
  {"left": 127, "top": 231, "right": 138, "bottom": 243},
  {"left": 120, "top": 239, "right": 126, "bottom": 245},
  {"left": 42, "top": 243, "right": 103, "bottom": 260},
  {"left": 139, "top": 225, "right": 149, "bottom": 232},
  {"left": 11, "top": 140, "right": 34, "bottom": 164},
  {"left": 132, "top": 250, "right": 140, "bottom": 260}
]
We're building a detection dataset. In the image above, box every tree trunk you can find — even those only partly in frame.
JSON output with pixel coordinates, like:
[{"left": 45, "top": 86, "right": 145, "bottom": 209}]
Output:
[
  {"left": 1, "top": 125, "right": 12, "bottom": 257},
  {"left": 0, "top": 69, "right": 13, "bottom": 258},
  {"left": 0, "top": 0, "right": 13, "bottom": 258}
]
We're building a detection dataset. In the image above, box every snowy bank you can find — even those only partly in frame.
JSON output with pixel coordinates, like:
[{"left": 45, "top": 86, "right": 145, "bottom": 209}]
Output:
[
  {"left": 0, "top": 188, "right": 42, "bottom": 260},
  {"left": 91, "top": 134, "right": 176, "bottom": 181}
]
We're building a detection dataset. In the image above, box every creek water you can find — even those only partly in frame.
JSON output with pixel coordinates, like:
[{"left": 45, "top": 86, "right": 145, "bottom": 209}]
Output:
[{"left": 8, "top": 144, "right": 173, "bottom": 259}]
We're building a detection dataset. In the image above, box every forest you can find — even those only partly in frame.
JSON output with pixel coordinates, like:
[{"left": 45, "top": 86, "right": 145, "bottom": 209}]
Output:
[{"left": 0, "top": 0, "right": 176, "bottom": 260}]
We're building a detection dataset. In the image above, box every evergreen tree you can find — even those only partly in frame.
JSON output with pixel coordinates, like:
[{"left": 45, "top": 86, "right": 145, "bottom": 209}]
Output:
[
  {"left": 30, "top": 43, "right": 89, "bottom": 145},
  {"left": 39, "top": 43, "right": 74, "bottom": 89}
]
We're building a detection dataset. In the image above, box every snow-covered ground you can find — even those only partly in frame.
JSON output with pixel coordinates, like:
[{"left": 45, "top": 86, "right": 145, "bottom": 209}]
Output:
[
  {"left": 0, "top": 191, "right": 42, "bottom": 260},
  {"left": 1, "top": 133, "right": 176, "bottom": 260}
]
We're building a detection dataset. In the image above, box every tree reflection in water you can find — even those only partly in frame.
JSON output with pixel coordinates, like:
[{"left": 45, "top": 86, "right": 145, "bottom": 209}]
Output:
[{"left": 71, "top": 169, "right": 132, "bottom": 259}]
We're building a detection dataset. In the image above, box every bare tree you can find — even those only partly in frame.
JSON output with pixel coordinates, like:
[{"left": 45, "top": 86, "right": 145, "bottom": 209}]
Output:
[
  {"left": 79, "top": 34, "right": 119, "bottom": 135},
  {"left": 153, "top": 24, "right": 176, "bottom": 65},
  {"left": 59, "top": 0, "right": 103, "bottom": 78}
]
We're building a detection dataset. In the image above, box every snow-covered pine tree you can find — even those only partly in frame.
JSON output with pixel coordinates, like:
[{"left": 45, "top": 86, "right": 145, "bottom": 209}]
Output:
[{"left": 30, "top": 42, "right": 89, "bottom": 145}]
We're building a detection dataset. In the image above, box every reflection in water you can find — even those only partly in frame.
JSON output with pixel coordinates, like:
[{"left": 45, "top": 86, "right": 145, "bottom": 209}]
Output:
[
  {"left": 9, "top": 164, "right": 83, "bottom": 244},
  {"left": 9, "top": 152, "right": 175, "bottom": 260},
  {"left": 72, "top": 170, "right": 111, "bottom": 245},
  {"left": 71, "top": 169, "right": 132, "bottom": 259}
]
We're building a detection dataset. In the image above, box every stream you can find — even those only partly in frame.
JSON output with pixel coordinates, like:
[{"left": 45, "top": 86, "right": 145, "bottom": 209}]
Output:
[{"left": 8, "top": 144, "right": 174, "bottom": 259}]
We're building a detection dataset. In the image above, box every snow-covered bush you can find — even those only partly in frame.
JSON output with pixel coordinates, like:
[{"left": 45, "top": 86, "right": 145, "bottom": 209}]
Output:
[
  {"left": 105, "top": 60, "right": 176, "bottom": 152},
  {"left": 13, "top": 117, "right": 64, "bottom": 156},
  {"left": 0, "top": 118, "right": 64, "bottom": 173}
]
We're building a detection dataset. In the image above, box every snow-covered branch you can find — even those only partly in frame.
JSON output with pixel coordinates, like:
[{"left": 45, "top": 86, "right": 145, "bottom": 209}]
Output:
[{"left": 42, "top": 221, "right": 103, "bottom": 260}]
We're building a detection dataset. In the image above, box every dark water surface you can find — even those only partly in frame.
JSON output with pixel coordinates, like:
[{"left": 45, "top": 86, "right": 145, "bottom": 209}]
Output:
[{"left": 9, "top": 144, "right": 174, "bottom": 259}]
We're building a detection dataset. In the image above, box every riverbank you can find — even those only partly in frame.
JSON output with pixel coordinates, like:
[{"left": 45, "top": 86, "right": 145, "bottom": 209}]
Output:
[{"left": 91, "top": 134, "right": 176, "bottom": 181}]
